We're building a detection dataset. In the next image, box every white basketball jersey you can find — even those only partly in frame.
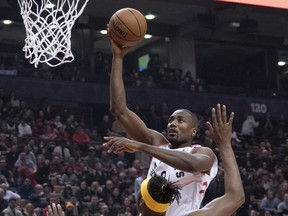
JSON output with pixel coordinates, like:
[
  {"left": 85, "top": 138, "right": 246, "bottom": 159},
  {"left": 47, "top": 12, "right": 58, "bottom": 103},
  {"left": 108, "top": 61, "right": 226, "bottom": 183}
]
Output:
[{"left": 147, "top": 144, "right": 218, "bottom": 216}]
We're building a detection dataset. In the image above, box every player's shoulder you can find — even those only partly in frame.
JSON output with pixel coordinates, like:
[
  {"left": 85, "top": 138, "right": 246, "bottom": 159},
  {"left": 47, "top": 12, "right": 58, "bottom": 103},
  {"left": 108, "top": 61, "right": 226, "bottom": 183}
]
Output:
[
  {"left": 191, "top": 144, "right": 212, "bottom": 152},
  {"left": 191, "top": 145, "right": 216, "bottom": 158}
]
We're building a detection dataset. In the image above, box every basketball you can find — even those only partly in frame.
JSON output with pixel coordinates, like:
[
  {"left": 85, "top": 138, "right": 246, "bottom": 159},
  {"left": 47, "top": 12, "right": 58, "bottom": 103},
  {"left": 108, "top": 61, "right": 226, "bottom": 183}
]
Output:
[{"left": 108, "top": 8, "right": 147, "bottom": 47}]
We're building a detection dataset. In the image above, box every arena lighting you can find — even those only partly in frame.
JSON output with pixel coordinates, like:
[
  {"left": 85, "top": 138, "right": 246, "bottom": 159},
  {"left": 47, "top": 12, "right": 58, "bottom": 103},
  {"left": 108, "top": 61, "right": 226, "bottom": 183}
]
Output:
[
  {"left": 50, "top": 24, "right": 57, "bottom": 29},
  {"left": 100, "top": 30, "right": 107, "bottom": 35},
  {"left": 46, "top": 3, "right": 55, "bottom": 9},
  {"left": 216, "top": 0, "right": 288, "bottom": 10},
  {"left": 144, "top": 34, "right": 152, "bottom": 39},
  {"left": 145, "top": 14, "right": 156, "bottom": 20},
  {"left": 229, "top": 22, "right": 241, "bottom": 28},
  {"left": 278, "top": 61, "right": 286, "bottom": 66},
  {"left": 2, "top": 20, "right": 12, "bottom": 25}
]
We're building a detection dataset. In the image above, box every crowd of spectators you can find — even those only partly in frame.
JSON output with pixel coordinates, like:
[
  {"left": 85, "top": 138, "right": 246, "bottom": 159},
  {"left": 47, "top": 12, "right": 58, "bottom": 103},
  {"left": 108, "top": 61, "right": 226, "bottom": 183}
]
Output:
[
  {"left": 0, "top": 52, "right": 207, "bottom": 94},
  {"left": 0, "top": 71, "right": 287, "bottom": 216}
]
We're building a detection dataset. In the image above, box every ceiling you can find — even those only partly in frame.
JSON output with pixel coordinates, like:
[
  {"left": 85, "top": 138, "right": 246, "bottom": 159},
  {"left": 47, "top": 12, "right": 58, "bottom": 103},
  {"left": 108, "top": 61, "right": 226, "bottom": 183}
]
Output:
[{"left": 0, "top": 0, "right": 288, "bottom": 55}]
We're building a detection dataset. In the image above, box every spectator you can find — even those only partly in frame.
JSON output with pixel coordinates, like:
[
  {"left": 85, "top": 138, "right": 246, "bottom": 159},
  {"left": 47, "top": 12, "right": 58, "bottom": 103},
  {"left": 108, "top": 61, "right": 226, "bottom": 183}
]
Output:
[
  {"left": 0, "top": 132, "right": 9, "bottom": 154},
  {"left": 0, "top": 169, "right": 9, "bottom": 188},
  {"left": 111, "top": 187, "right": 121, "bottom": 209},
  {"left": 3, "top": 198, "right": 23, "bottom": 216},
  {"left": 72, "top": 126, "right": 90, "bottom": 153},
  {"left": 0, "top": 187, "right": 8, "bottom": 212},
  {"left": 101, "top": 180, "right": 114, "bottom": 201},
  {"left": 90, "top": 181, "right": 103, "bottom": 199},
  {"left": 62, "top": 185, "right": 74, "bottom": 200},
  {"left": 134, "top": 168, "right": 148, "bottom": 201},
  {"left": 35, "top": 154, "right": 50, "bottom": 185},
  {"left": 59, "top": 166, "right": 77, "bottom": 186},
  {"left": 29, "top": 184, "right": 46, "bottom": 208},
  {"left": 277, "top": 192, "right": 288, "bottom": 216},
  {"left": 53, "top": 115, "right": 64, "bottom": 129},
  {"left": 83, "top": 146, "right": 99, "bottom": 170},
  {"left": 259, "top": 189, "right": 280, "bottom": 213},
  {"left": 89, "top": 195, "right": 100, "bottom": 214},
  {"left": 111, "top": 120, "right": 126, "bottom": 137},
  {"left": 15, "top": 152, "right": 37, "bottom": 186},
  {"left": 10, "top": 91, "right": 20, "bottom": 108},
  {"left": 18, "top": 119, "right": 32, "bottom": 137},
  {"left": 17, "top": 178, "right": 35, "bottom": 200},
  {"left": 75, "top": 181, "right": 91, "bottom": 203},
  {"left": 88, "top": 128, "right": 102, "bottom": 145},
  {"left": 22, "top": 202, "right": 36, "bottom": 216},
  {"left": 0, "top": 183, "right": 21, "bottom": 201},
  {"left": 56, "top": 127, "right": 68, "bottom": 141},
  {"left": 6, "top": 145, "right": 19, "bottom": 170},
  {"left": 113, "top": 151, "right": 130, "bottom": 169},
  {"left": 23, "top": 145, "right": 36, "bottom": 164},
  {"left": 64, "top": 114, "right": 79, "bottom": 137},
  {"left": 98, "top": 114, "right": 113, "bottom": 138},
  {"left": 6, "top": 118, "right": 17, "bottom": 134},
  {"left": 99, "top": 204, "right": 110, "bottom": 216},
  {"left": 31, "top": 119, "right": 44, "bottom": 137},
  {"left": 49, "top": 155, "right": 65, "bottom": 180},
  {"left": 95, "top": 51, "right": 109, "bottom": 75},
  {"left": 53, "top": 142, "right": 71, "bottom": 160},
  {"left": 40, "top": 125, "right": 57, "bottom": 140},
  {"left": 241, "top": 115, "right": 259, "bottom": 144}
]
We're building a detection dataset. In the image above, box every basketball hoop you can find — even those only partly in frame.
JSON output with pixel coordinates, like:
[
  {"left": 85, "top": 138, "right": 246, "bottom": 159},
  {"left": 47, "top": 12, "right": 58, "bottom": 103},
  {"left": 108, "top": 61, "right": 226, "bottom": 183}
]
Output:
[{"left": 17, "top": 0, "right": 89, "bottom": 68}]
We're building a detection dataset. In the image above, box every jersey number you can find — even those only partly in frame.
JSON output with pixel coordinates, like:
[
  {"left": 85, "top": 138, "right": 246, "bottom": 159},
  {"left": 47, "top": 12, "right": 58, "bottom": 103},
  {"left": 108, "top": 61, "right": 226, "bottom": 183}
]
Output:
[{"left": 199, "top": 181, "right": 208, "bottom": 194}]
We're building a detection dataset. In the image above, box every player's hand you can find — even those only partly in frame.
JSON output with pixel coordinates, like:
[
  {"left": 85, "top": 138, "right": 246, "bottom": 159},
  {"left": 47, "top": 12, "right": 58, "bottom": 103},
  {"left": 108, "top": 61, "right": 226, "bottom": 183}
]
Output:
[
  {"left": 47, "top": 203, "right": 64, "bottom": 216},
  {"left": 103, "top": 136, "right": 141, "bottom": 154},
  {"left": 107, "top": 24, "right": 132, "bottom": 58},
  {"left": 206, "top": 104, "right": 234, "bottom": 148}
]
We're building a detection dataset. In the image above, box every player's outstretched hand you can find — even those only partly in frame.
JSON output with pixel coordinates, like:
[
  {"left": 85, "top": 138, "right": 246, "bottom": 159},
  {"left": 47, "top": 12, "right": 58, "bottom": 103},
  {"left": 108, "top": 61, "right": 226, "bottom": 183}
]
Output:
[
  {"left": 47, "top": 203, "right": 64, "bottom": 216},
  {"left": 103, "top": 136, "right": 141, "bottom": 154},
  {"left": 206, "top": 104, "right": 234, "bottom": 148}
]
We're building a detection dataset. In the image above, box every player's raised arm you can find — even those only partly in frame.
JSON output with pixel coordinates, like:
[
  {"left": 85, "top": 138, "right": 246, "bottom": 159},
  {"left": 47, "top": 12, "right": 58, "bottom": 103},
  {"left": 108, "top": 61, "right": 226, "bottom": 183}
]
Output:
[
  {"left": 107, "top": 25, "right": 167, "bottom": 146},
  {"left": 185, "top": 104, "right": 245, "bottom": 216}
]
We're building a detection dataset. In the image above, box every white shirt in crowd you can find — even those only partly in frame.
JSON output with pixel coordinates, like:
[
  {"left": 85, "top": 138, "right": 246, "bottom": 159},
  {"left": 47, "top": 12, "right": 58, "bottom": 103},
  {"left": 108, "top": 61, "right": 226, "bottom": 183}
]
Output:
[{"left": 18, "top": 122, "right": 32, "bottom": 137}]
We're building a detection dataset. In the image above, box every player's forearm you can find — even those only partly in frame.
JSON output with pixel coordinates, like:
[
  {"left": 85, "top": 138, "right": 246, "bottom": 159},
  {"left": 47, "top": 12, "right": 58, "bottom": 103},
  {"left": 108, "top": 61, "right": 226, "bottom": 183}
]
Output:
[
  {"left": 110, "top": 57, "right": 127, "bottom": 115},
  {"left": 138, "top": 144, "right": 212, "bottom": 173},
  {"left": 219, "top": 145, "right": 245, "bottom": 204}
]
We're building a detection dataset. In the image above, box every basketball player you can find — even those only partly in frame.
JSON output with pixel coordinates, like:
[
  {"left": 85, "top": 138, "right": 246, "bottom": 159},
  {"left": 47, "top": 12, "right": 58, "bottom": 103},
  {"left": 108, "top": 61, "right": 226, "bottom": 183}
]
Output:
[
  {"left": 49, "top": 105, "right": 244, "bottom": 216},
  {"left": 103, "top": 104, "right": 244, "bottom": 216},
  {"left": 106, "top": 25, "right": 218, "bottom": 215}
]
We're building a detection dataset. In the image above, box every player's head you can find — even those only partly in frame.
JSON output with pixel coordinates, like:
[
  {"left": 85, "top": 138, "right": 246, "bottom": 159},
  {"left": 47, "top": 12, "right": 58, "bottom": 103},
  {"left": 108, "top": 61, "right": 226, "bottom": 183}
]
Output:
[
  {"left": 167, "top": 109, "right": 199, "bottom": 147},
  {"left": 137, "top": 175, "right": 181, "bottom": 216}
]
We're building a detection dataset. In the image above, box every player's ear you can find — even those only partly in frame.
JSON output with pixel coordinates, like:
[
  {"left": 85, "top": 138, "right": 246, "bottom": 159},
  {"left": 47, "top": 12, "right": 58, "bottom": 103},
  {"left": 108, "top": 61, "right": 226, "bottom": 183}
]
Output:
[{"left": 191, "top": 128, "right": 197, "bottom": 138}]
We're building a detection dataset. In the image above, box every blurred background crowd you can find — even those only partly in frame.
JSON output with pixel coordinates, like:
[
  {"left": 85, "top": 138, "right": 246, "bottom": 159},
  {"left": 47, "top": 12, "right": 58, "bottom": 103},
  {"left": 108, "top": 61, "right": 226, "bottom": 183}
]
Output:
[{"left": 0, "top": 77, "right": 286, "bottom": 216}]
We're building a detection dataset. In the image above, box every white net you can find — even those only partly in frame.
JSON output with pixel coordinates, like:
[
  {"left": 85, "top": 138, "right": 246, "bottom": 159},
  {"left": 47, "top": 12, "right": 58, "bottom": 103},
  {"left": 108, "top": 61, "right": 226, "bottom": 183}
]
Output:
[{"left": 17, "top": 0, "right": 89, "bottom": 68}]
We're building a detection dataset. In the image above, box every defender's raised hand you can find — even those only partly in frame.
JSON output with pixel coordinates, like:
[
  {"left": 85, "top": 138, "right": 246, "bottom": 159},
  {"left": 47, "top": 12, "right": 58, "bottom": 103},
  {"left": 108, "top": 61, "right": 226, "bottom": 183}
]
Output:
[
  {"left": 206, "top": 104, "right": 234, "bottom": 147},
  {"left": 47, "top": 203, "right": 64, "bottom": 216}
]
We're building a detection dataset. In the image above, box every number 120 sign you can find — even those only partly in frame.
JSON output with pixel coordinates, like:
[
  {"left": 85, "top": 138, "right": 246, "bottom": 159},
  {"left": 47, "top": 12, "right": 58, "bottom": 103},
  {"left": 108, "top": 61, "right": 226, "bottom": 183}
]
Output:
[{"left": 250, "top": 103, "right": 267, "bottom": 114}]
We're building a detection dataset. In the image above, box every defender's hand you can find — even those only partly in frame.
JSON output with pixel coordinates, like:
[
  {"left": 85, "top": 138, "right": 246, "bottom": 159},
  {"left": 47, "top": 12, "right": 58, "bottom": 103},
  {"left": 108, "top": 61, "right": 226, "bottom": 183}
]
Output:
[
  {"left": 47, "top": 203, "right": 64, "bottom": 216},
  {"left": 206, "top": 104, "right": 234, "bottom": 147}
]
